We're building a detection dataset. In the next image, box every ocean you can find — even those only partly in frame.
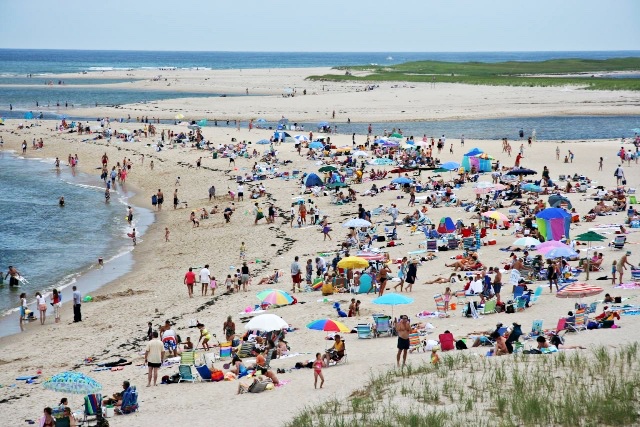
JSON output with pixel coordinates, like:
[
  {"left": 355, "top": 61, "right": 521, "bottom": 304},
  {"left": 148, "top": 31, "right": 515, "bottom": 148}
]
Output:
[{"left": 0, "top": 152, "right": 153, "bottom": 332}]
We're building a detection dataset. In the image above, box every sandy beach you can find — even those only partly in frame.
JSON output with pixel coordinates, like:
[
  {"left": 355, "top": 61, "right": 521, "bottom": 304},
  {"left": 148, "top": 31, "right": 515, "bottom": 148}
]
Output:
[{"left": 1, "top": 72, "right": 639, "bottom": 427}]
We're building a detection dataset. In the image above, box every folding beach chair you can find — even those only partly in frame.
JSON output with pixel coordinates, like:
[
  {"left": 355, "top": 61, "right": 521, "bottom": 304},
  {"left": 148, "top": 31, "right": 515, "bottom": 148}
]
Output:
[
  {"left": 462, "top": 237, "right": 475, "bottom": 251},
  {"left": 613, "top": 235, "right": 626, "bottom": 250},
  {"left": 83, "top": 393, "right": 103, "bottom": 426},
  {"left": 195, "top": 364, "right": 213, "bottom": 382},
  {"left": 586, "top": 301, "right": 599, "bottom": 315},
  {"left": 482, "top": 299, "right": 497, "bottom": 315},
  {"left": 448, "top": 237, "right": 460, "bottom": 250},
  {"left": 180, "top": 350, "right": 196, "bottom": 365},
  {"left": 529, "top": 286, "right": 544, "bottom": 304},
  {"left": 426, "top": 239, "right": 438, "bottom": 252},
  {"left": 515, "top": 297, "right": 527, "bottom": 312},
  {"left": 455, "top": 289, "right": 468, "bottom": 306},
  {"left": 566, "top": 309, "right": 587, "bottom": 333},
  {"left": 530, "top": 319, "right": 543, "bottom": 337},
  {"left": 373, "top": 315, "right": 392, "bottom": 337},
  {"left": 409, "top": 332, "right": 425, "bottom": 352},
  {"left": 631, "top": 270, "right": 640, "bottom": 283},
  {"left": 178, "top": 365, "right": 197, "bottom": 383},
  {"left": 118, "top": 386, "right": 139, "bottom": 414},
  {"left": 356, "top": 324, "right": 374, "bottom": 339},
  {"left": 434, "top": 294, "right": 448, "bottom": 317},
  {"left": 555, "top": 318, "right": 567, "bottom": 335},
  {"left": 236, "top": 341, "right": 255, "bottom": 358}
]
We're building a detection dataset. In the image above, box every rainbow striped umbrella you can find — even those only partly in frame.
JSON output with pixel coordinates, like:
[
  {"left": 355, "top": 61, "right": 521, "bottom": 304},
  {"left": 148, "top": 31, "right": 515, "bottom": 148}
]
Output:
[
  {"left": 256, "top": 289, "right": 294, "bottom": 305},
  {"left": 556, "top": 282, "right": 604, "bottom": 299},
  {"left": 482, "top": 211, "right": 510, "bottom": 223},
  {"left": 307, "top": 319, "right": 351, "bottom": 333}
]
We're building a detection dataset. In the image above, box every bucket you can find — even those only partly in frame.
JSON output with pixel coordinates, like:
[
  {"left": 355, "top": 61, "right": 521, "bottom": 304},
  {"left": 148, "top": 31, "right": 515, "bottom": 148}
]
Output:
[{"left": 104, "top": 405, "right": 114, "bottom": 417}]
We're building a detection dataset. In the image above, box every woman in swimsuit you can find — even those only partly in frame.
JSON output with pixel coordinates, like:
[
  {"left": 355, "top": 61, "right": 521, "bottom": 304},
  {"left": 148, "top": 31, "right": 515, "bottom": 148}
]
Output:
[{"left": 41, "top": 407, "right": 55, "bottom": 427}]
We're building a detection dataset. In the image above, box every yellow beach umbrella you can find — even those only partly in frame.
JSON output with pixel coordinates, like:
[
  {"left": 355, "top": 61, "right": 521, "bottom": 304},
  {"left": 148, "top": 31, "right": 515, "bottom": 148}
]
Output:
[{"left": 337, "top": 256, "right": 370, "bottom": 269}]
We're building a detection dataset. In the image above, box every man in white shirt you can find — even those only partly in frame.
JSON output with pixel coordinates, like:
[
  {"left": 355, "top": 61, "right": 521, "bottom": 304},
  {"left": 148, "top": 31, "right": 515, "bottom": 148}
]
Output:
[
  {"left": 200, "top": 264, "right": 211, "bottom": 297},
  {"left": 237, "top": 184, "right": 244, "bottom": 201}
]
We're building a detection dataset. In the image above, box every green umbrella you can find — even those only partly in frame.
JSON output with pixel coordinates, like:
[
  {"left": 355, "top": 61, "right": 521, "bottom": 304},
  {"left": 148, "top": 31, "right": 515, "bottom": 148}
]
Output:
[
  {"left": 390, "top": 133, "right": 403, "bottom": 138},
  {"left": 319, "top": 165, "right": 338, "bottom": 173},
  {"left": 574, "top": 231, "right": 606, "bottom": 280},
  {"left": 433, "top": 168, "right": 448, "bottom": 173}
]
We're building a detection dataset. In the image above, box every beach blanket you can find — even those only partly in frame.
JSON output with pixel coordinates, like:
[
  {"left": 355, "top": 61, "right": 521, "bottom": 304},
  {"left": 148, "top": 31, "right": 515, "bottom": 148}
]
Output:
[
  {"left": 614, "top": 283, "right": 640, "bottom": 289},
  {"left": 415, "top": 311, "right": 439, "bottom": 318}
]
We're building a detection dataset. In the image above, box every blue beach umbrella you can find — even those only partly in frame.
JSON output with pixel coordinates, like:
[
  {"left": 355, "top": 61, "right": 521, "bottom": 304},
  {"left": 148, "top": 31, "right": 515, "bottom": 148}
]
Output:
[
  {"left": 545, "top": 247, "right": 578, "bottom": 259},
  {"left": 522, "top": 183, "right": 543, "bottom": 193},
  {"left": 440, "top": 161, "right": 460, "bottom": 171},
  {"left": 372, "top": 293, "right": 414, "bottom": 316},
  {"left": 317, "top": 121, "right": 329, "bottom": 128},
  {"left": 309, "top": 141, "right": 324, "bottom": 149},
  {"left": 391, "top": 177, "right": 413, "bottom": 185},
  {"left": 256, "top": 139, "right": 270, "bottom": 145},
  {"left": 43, "top": 372, "right": 102, "bottom": 395}
]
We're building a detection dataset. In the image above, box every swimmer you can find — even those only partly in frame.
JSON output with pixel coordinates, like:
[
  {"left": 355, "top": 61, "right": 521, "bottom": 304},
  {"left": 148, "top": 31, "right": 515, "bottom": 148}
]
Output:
[{"left": 59, "top": 196, "right": 65, "bottom": 207}]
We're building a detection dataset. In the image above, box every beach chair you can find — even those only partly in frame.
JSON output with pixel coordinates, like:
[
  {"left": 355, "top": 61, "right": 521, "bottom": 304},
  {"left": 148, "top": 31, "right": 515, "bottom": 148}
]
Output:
[
  {"left": 439, "top": 332, "right": 455, "bottom": 351},
  {"left": 513, "top": 285, "right": 524, "bottom": 299},
  {"left": 248, "top": 380, "right": 270, "bottom": 393},
  {"left": 530, "top": 319, "right": 543, "bottom": 337},
  {"left": 566, "top": 309, "right": 587, "bottom": 333},
  {"left": 356, "top": 324, "right": 374, "bottom": 339},
  {"left": 83, "top": 393, "right": 102, "bottom": 426},
  {"left": 237, "top": 341, "right": 255, "bottom": 358},
  {"left": 434, "top": 294, "right": 448, "bottom": 317},
  {"left": 426, "top": 239, "right": 438, "bottom": 252},
  {"left": 631, "top": 270, "right": 640, "bottom": 283},
  {"left": 555, "top": 318, "right": 567, "bottom": 335},
  {"left": 455, "top": 289, "right": 468, "bottom": 306},
  {"left": 558, "top": 174, "right": 566, "bottom": 181},
  {"left": 373, "top": 315, "right": 392, "bottom": 337},
  {"left": 586, "top": 301, "right": 598, "bottom": 315},
  {"left": 448, "top": 237, "right": 460, "bottom": 250},
  {"left": 630, "top": 195, "right": 638, "bottom": 204},
  {"left": 462, "top": 237, "right": 475, "bottom": 251},
  {"left": 613, "top": 235, "right": 626, "bottom": 250},
  {"left": 118, "top": 386, "right": 139, "bottom": 414},
  {"left": 178, "top": 365, "right": 197, "bottom": 383},
  {"left": 180, "top": 350, "right": 196, "bottom": 365},
  {"left": 529, "top": 286, "right": 544, "bottom": 305},
  {"left": 195, "top": 364, "right": 213, "bottom": 382},
  {"left": 482, "top": 299, "right": 497, "bottom": 315},
  {"left": 515, "top": 297, "right": 527, "bottom": 312},
  {"left": 409, "top": 332, "right": 425, "bottom": 352}
]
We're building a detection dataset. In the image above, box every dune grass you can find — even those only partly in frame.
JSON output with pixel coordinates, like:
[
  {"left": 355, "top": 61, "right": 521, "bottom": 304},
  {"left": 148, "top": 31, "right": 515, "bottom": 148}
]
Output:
[
  {"left": 286, "top": 344, "right": 640, "bottom": 427},
  {"left": 306, "top": 57, "right": 640, "bottom": 91}
]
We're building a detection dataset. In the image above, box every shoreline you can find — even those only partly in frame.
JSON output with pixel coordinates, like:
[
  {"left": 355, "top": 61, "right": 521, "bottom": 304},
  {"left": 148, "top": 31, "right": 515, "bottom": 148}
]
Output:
[{"left": 0, "top": 149, "right": 155, "bottom": 338}]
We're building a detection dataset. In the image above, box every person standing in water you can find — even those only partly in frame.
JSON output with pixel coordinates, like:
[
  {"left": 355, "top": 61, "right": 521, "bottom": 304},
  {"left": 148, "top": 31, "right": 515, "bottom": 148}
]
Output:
[{"left": 6, "top": 266, "right": 21, "bottom": 287}]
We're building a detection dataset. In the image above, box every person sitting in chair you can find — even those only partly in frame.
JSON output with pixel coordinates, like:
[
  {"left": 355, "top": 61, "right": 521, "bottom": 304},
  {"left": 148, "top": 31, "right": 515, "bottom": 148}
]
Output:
[
  {"left": 322, "top": 334, "right": 345, "bottom": 365},
  {"left": 103, "top": 381, "right": 131, "bottom": 408}
]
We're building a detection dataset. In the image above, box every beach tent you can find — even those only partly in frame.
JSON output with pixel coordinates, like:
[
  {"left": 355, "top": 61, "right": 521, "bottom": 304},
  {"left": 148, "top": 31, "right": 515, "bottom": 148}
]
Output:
[
  {"left": 197, "top": 119, "right": 207, "bottom": 127},
  {"left": 461, "top": 148, "right": 491, "bottom": 172},
  {"left": 305, "top": 173, "right": 323, "bottom": 187},
  {"left": 536, "top": 208, "right": 571, "bottom": 241},
  {"left": 548, "top": 194, "right": 573, "bottom": 210},
  {"left": 273, "top": 131, "right": 294, "bottom": 143},
  {"left": 437, "top": 217, "right": 456, "bottom": 234}
]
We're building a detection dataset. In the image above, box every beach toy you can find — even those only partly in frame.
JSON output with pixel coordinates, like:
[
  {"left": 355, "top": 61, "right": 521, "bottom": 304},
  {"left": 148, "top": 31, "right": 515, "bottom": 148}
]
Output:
[
  {"left": 229, "top": 266, "right": 235, "bottom": 270},
  {"left": 256, "top": 259, "right": 262, "bottom": 263},
  {"left": 244, "top": 306, "right": 252, "bottom": 313},
  {"left": 83, "top": 295, "right": 93, "bottom": 302}
]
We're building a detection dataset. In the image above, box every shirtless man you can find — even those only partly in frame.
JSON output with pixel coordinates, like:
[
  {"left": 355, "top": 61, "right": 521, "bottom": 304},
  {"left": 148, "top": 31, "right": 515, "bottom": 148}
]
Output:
[
  {"left": 396, "top": 315, "right": 411, "bottom": 367},
  {"left": 617, "top": 251, "right": 633, "bottom": 285},
  {"left": 5, "top": 266, "right": 21, "bottom": 287},
  {"left": 492, "top": 267, "right": 503, "bottom": 303},
  {"left": 156, "top": 189, "right": 164, "bottom": 211}
]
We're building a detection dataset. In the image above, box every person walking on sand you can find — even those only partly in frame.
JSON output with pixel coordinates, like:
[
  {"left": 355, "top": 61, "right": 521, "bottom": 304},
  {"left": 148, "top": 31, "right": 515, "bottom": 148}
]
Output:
[
  {"left": 614, "top": 165, "right": 625, "bottom": 186},
  {"left": 200, "top": 264, "right": 211, "bottom": 296},
  {"left": 165, "top": 227, "right": 170, "bottom": 242},
  {"left": 223, "top": 316, "right": 236, "bottom": 342},
  {"left": 241, "top": 261, "right": 250, "bottom": 292},
  {"left": 184, "top": 267, "right": 196, "bottom": 298},
  {"left": 291, "top": 256, "right": 302, "bottom": 293},
  {"left": 72, "top": 285, "right": 82, "bottom": 322},
  {"left": 617, "top": 251, "right": 633, "bottom": 285},
  {"left": 396, "top": 315, "right": 411, "bottom": 367},
  {"left": 51, "top": 288, "right": 61, "bottom": 323},
  {"left": 145, "top": 331, "right": 164, "bottom": 387},
  {"left": 173, "top": 189, "right": 179, "bottom": 210},
  {"left": 313, "top": 352, "right": 325, "bottom": 389},
  {"left": 405, "top": 259, "right": 417, "bottom": 292},
  {"left": 290, "top": 203, "right": 296, "bottom": 228},
  {"left": 254, "top": 203, "right": 265, "bottom": 225},
  {"left": 35, "top": 292, "right": 46, "bottom": 325},
  {"left": 322, "top": 221, "right": 332, "bottom": 241},
  {"left": 156, "top": 189, "right": 164, "bottom": 211},
  {"left": 208, "top": 185, "right": 216, "bottom": 201}
]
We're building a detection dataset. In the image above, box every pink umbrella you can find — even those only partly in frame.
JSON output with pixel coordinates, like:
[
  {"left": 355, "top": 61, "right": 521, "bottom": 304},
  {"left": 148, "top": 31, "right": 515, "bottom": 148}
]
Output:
[
  {"left": 556, "top": 282, "right": 604, "bottom": 299},
  {"left": 535, "top": 241, "right": 568, "bottom": 254}
]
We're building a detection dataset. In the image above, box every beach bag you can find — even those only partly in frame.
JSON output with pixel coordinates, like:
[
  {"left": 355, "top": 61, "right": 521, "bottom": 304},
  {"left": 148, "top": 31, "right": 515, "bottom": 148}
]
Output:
[
  {"left": 211, "top": 369, "right": 224, "bottom": 382},
  {"left": 456, "top": 340, "right": 468, "bottom": 350},
  {"left": 587, "top": 321, "right": 599, "bottom": 330},
  {"left": 622, "top": 179, "right": 627, "bottom": 185}
]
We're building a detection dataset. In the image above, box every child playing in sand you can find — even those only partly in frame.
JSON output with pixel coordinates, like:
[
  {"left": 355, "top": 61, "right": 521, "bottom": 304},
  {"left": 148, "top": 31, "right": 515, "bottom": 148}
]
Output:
[
  {"left": 225, "top": 274, "right": 234, "bottom": 292},
  {"left": 611, "top": 260, "right": 617, "bottom": 285},
  {"left": 355, "top": 300, "right": 361, "bottom": 316},
  {"left": 313, "top": 353, "right": 325, "bottom": 389},
  {"left": 165, "top": 227, "right": 170, "bottom": 242},
  {"left": 240, "top": 242, "right": 246, "bottom": 260},
  {"left": 197, "top": 323, "right": 212, "bottom": 351},
  {"left": 443, "top": 287, "right": 452, "bottom": 313},
  {"left": 431, "top": 348, "right": 440, "bottom": 365}
]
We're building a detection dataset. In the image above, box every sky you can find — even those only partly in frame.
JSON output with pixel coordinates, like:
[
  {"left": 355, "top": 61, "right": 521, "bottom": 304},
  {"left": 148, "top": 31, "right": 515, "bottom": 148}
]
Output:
[{"left": 1, "top": 0, "right": 639, "bottom": 52}]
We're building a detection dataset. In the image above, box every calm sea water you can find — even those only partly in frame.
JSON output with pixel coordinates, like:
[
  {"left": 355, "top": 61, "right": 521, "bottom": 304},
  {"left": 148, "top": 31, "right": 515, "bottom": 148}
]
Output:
[{"left": 0, "top": 152, "right": 150, "bottom": 318}]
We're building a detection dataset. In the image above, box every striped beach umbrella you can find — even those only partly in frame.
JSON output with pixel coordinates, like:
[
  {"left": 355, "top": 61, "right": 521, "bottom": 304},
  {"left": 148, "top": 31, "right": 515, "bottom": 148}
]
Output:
[
  {"left": 556, "top": 282, "right": 604, "bottom": 299},
  {"left": 256, "top": 289, "right": 294, "bottom": 305},
  {"left": 307, "top": 319, "right": 351, "bottom": 333}
]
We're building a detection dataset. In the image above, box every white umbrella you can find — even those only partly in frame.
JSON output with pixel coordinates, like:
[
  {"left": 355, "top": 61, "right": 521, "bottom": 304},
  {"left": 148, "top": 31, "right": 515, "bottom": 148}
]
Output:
[
  {"left": 342, "top": 218, "right": 372, "bottom": 228},
  {"left": 512, "top": 237, "right": 541, "bottom": 247},
  {"left": 118, "top": 129, "right": 131, "bottom": 135},
  {"left": 244, "top": 313, "right": 288, "bottom": 332},
  {"left": 352, "top": 150, "right": 369, "bottom": 158},
  {"left": 294, "top": 135, "right": 309, "bottom": 142}
]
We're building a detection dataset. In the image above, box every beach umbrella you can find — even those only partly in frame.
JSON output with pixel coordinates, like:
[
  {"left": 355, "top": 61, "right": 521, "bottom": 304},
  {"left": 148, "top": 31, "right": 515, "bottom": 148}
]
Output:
[
  {"left": 294, "top": 135, "right": 308, "bottom": 142},
  {"left": 574, "top": 231, "right": 607, "bottom": 279},
  {"left": 337, "top": 256, "right": 370, "bottom": 269},
  {"left": 256, "top": 118, "right": 267, "bottom": 123},
  {"left": 432, "top": 167, "right": 449, "bottom": 173},
  {"left": 545, "top": 246, "right": 578, "bottom": 259},
  {"left": 465, "top": 148, "right": 483, "bottom": 156},
  {"left": 309, "top": 141, "right": 324, "bottom": 149},
  {"left": 512, "top": 237, "right": 541, "bottom": 247},
  {"left": 256, "top": 289, "right": 294, "bottom": 306},
  {"left": 327, "top": 182, "right": 348, "bottom": 189},
  {"left": 43, "top": 372, "right": 102, "bottom": 395},
  {"left": 244, "top": 313, "right": 288, "bottom": 331},
  {"left": 556, "top": 282, "right": 604, "bottom": 299},
  {"left": 548, "top": 194, "right": 573, "bottom": 210},
  {"left": 197, "top": 119, "right": 208, "bottom": 127},
  {"left": 317, "top": 121, "right": 329, "bottom": 128},
  {"left": 390, "top": 133, "right": 403, "bottom": 138},
  {"left": 522, "top": 183, "right": 543, "bottom": 193},
  {"left": 306, "top": 319, "right": 351, "bottom": 333},
  {"left": 356, "top": 252, "right": 388, "bottom": 261},
  {"left": 382, "top": 141, "right": 399, "bottom": 147},
  {"left": 352, "top": 150, "right": 369, "bottom": 158},
  {"left": 370, "top": 158, "right": 394, "bottom": 165},
  {"left": 482, "top": 211, "right": 509, "bottom": 223},
  {"left": 374, "top": 139, "right": 387, "bottom": 144},
  {"left": 175, "top": 113, "right": 184, "bottom": 120},
  {"left": 536, "top": 241, "right": 568, "bottom": 254},
  {"left": 319, "top": 165, "right": 338, "bottom": 173},
  {"left": 24, "top": 111, "right": 34, "bottom": 120},
  {"left": 342, "top": 218, "right": 372, "bottom": 228},
  {"left": 440, "top": 161, "right": 460, "bottom": 171},
  {"left": 506, "top": 168, "right": 537, "bottom": 176},
  {"left": 391, "top": 177, "right": 413, "bottom": 185},
  {"left": 372, "top": 293, "right": 414, "bottom": 316},
  {"left": 256, "top": 139, "right": 270, "bottom": 145}
]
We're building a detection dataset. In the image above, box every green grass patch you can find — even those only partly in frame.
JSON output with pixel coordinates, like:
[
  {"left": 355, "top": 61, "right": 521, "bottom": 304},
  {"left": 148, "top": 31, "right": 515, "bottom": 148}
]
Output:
[{"left": 306, "top": 57, "right": 640, "bottom": 90}]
